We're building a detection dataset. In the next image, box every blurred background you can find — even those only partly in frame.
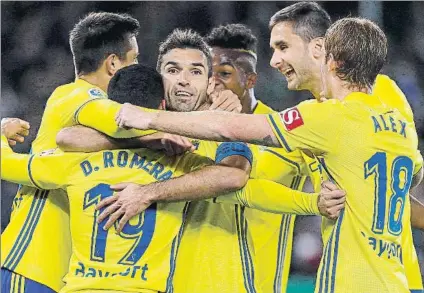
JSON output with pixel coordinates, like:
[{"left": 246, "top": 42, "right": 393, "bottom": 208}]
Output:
[{"left": 2, "top": 1, "right": 424, "bottom": 291}]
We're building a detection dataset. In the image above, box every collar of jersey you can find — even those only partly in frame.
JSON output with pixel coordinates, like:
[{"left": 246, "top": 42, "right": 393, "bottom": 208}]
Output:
[
  {"left": 253, "top": 100, "right": 274, "bottom": 114},
  {"left": 74, "top": 78, "right": 107, "bottom": 96},
  {"left": 343, "top": 92, "right": 383, "bottom": 107}
]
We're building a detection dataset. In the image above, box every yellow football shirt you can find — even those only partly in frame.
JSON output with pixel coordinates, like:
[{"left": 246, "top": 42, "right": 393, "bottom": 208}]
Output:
[
  {"left": 1, "top": 79, "right": 155, "bottom": 292},
  {"left": 374, "top": 74, "right": 414, "bottom": 124},
  {"left": 246, "top": 100, "right": 309, "bottom": 293},
  {"left": 374, "top": 74, "right": 423, "bottom": 291},
  {"left": 174, "top": 101, "right": 321, "bottom": 293},
  {"left": 1, "top": 135, "right": 213, "bottom": 293},
  {"left": 267, "top": 93, "right": 422, "bottom": 293},
  {"left": 173, "top": 140, "right": 249, "bottom": 293}
]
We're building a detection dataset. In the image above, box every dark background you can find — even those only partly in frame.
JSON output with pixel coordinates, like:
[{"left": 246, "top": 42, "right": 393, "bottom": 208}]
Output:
[{"left": 2, "top": 1, "right": 424, "bottom": 289}]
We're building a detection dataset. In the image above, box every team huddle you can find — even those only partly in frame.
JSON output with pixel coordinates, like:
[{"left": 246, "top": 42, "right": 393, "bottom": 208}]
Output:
[{"left": 1, "top": 2, "right": 424, "bottom": 293}]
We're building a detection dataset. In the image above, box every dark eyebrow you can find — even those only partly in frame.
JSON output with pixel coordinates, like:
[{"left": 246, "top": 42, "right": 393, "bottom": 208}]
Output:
[
  {"left": 191, "top": 62, "right": 206, "bottom": 69},
  {"left": 271, "top": 40, "right": 287, "bottom": 49},
  {"left": 164, "top": 61, "right": 180, "bottom": 67}
]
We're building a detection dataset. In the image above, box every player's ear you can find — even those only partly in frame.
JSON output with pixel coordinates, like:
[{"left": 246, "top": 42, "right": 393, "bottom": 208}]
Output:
[
  {"left": 105, "top": 54, "right": 120, "bottom": 76},
  {"left": 310, "top": 37, "right": 325, "bottom": 59},
  {"left": 246, "top": 72, "right": 257, "bottom": 89}
]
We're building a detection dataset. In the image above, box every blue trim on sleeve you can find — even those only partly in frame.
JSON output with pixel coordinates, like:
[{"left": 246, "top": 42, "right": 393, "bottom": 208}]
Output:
[
  {"left": 73, "top": 97, "right": 104, "bottom": 124},
  {"left": 215, "top": 142, "right": 253, "bottom": 166},
  {"left": 268, "top": 115, "right": 292, "bottom": 152},
  {"left": 28, "top": 155, "right": 42, "bottom": 189}
]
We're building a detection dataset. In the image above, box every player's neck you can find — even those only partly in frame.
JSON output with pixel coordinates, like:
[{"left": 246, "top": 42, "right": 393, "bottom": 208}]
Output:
[
  {"left": 331, "top": 80, "right": 371, "bottom": 101},
  {"left": 78, "top": 73, "right": 110, "bottom": 93},
  {"left": 309, "top": 71, "right": 324, "bottom": 100}
]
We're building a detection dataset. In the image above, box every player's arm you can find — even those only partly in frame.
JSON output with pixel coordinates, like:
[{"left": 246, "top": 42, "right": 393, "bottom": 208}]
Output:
[
  {"left": 96, "top": 142, "right": 253, "bottom": 232},
  {"left": 411, "top": 150, "right": 423, "bottom": 189},
  {"left": 75, "top": 98, "right": 158, "bottom": 139},
  {"left": 56, "top": 125, "right": 194, "bottom": 155},
  {"left": 409, "top": 150, "right": 424, "bottom": 229},
  {"left": 115, "top": 101, "right": 339, "bottom": 153},
  {"left": 220, "top": 179, "right": 320, "bottom": 214},
  {"left": 217, "top": 178, "right": 345, "bottom": 219},
  {"left": 116, "top": 103, "right": 281, "bottom": 146},
  {"left": 1, "top": 135, "right": 67, "bottom": 189}
]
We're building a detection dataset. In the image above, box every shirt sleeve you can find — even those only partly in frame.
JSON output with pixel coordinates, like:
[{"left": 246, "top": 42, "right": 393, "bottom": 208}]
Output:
[
  {"left": 266, "top": 100, "right": 343, "bottom": 154},
  {"left": 215, "top": 142, "right": 253, "bottom": 166},
  {"left": 1, "top": 135, "right": 70, "bottom": 189},
  {"left": 75, "top": 99, "right": 158, "bottom": 138},
  {"left": 174, "top": 151, "right": 215, "bottom": 174},
  {"left": 413, "top": 150, "right": 423, "bottom": 176},
  {"left": 215, "top": 178, "right": 320, "bottom": 215}
]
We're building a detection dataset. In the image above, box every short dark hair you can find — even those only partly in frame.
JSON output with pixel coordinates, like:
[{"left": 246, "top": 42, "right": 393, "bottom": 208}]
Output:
[
  {"left": 325, "top": 18, "right": 387, "bottom": 89},
  {"left": 156, "top": 28, "right": 212, "bottom": 77},
  {"left": 269, "top": 2, "right": 331, "bottom": 41},
  {"left": 205, "top": 23, "right": 258, "bottom": 54},
  {"left": 108, "top": 64, "right": 164, "bottom": 108},
  {"left": 70, "top": 12, "right": 140, "bottom": 75}
]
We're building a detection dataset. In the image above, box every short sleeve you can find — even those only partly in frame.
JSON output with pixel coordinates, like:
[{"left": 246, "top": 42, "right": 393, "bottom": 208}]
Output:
[
  {"left": 266, "top": 100, "right": 342, "bottom": 154},
  {"left": 75, "top": 99, "right": 157, "bottom": 138}
]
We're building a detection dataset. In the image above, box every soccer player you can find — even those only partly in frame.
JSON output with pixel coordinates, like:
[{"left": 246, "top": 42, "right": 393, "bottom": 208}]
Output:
[
  {"left": 203, "top": 23, "right": 327, "bottom": 293},
  {"left": 265, "top": 3, "right": 424, "bottom": 290},
  {"left": 0, "top": 122, "right": 248, "bottom": 292},
  {"left": 114, "top": 17, "right": 423, "bottom": 293},
  {"left": 0, "top": 12, "right": 194, "bottom": 293},
  {"left": 152, "top": 29, "right": 254, "bottom": 293}
]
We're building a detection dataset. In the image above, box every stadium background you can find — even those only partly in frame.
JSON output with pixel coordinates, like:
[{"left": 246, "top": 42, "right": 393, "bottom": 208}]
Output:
[{"left": 1, "top": 1, "right": 424, "bottom": 291}]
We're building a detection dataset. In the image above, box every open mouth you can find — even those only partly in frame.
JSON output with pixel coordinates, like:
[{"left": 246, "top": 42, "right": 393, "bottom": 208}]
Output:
[
  {"left": 280, "top": 67, "right": 295, "bottom": 79},
  {"left": 282, "top": 67, "right": 295, "bottom": 79},
  {"left": 174, "top": 90, "right": 193, "bottom": 97}
]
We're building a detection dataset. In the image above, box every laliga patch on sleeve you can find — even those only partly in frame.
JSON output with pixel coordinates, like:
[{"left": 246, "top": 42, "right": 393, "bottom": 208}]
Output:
[
  {"left": 280, "top": 107, "right": 304, "bottom": 131},
  {"left": 88, "top": 88, "right": 104, "bottom": 98},
  {"left": 39, "top": 148, "right": 57, "bottom": 157}
]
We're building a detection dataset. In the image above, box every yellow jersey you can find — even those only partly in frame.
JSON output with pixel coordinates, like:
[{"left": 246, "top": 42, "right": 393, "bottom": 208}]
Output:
[
  {"left": 1, "top": 79, "right": 154, "bottom": 292},
  {"left": 374, "top": 74, "right": 415, "bottom": 124},
  {"left": 1, "top": 135, "right": 213, "bottom": 293},
  {"left": 374, "top": 74, "right": 423, "bottom": 291},
  {"left": 173, "top": 140, "right": 249, "bottom": 293},
  {"left": 266, "top": 92, "right": 422, "bottom": 293},
  {"left": 174, "top": 101, "right": 323, "bottom": 293},
  {"left": 247, "top": 101, "right": 322, "bottom": 293}
]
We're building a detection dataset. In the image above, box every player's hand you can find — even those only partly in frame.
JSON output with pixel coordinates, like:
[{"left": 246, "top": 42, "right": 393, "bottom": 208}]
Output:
[
  {"left": 1, "top": 118, "right": 30, "bottom": 146},
  {"left": 138, "top": 132, "right": 195, "bottom": 155},
  {"left": 158, "top": 133, "right": 195, "bottom": 156},
  {"left": 208, "top": 89, "right": 242, "bottom": 113},
  {"left": 96, "top": 182, "right": 153, "bottom": 233},
  {"left": 317, "top": 180, "right": 346, "bottom": 220},
  {"left": 115, "top": 103, "right": 152, "bottom": 130}
]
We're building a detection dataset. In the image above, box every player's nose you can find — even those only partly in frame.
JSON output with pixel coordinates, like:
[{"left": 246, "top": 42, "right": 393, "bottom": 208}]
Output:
[
  {"left": 270, "top": 51, "right": 282, "bottom": 69},
  {"left": 177, "top": 71, "right": 190, "bottom": 86}
]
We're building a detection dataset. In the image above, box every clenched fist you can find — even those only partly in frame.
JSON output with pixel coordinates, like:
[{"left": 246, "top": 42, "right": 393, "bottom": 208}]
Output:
[{"left": 208, "top": 90, "right": 242, "bottom": 113}]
